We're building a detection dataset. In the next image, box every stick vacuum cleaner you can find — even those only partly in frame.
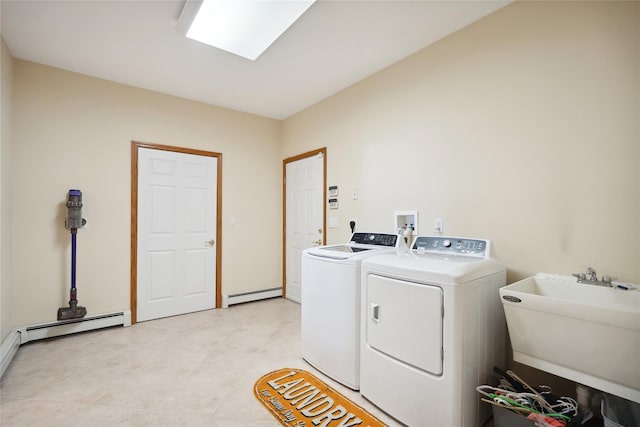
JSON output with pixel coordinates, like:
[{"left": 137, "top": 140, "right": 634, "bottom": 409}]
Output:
[{"left": 57, "top": 189, "right": 87, "bottom": 321}]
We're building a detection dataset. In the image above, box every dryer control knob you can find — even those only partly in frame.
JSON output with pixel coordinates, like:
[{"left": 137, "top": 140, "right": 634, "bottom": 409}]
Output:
[{"left": 443, "top": 239, "right": 452, "bottom": 248}]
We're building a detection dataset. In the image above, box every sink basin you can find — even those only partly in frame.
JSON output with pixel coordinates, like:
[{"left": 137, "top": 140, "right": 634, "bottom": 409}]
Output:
[{"left": 500, "top": 273, "right": 640, "bottom": 403}]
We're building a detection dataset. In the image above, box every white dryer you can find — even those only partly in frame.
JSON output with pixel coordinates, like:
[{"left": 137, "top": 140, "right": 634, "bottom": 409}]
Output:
[
  {"left": 301, "top": 232, "right": 400, "bottom": 390},
  {"left": 360, "top": 236, "right": 506, "bottom": 427}
]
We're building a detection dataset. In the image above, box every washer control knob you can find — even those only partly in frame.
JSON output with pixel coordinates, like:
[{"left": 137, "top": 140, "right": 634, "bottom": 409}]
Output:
[{"left": 443, "top": 239, "right": 452, "bottom": 248}]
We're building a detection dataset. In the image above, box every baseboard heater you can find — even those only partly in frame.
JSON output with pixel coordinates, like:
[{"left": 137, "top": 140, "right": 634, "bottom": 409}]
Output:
[
  {"left": 1, "top": 310, "right": 131, "bottom": 378},
  {"left": 222, "top": 287, "right": 282, "bottom": 308},
  {"left": 21, "top": 311, "right": 131, "bottom": 344}
]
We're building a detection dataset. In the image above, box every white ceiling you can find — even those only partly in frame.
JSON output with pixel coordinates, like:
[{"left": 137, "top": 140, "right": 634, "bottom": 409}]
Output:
[{"left": 1, "top": 0, "right": 510, "bottom": 120}]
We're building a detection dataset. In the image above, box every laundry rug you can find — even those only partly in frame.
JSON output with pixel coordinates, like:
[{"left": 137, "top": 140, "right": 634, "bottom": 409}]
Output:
[{"left": 254, "top": 368, "right": 388, "bottom": 427}]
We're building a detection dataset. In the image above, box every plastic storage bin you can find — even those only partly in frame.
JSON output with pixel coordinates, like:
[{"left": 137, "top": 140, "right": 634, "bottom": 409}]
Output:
[
  {"left": 493, "top": 406, "right": 535, "bottom": 427},
  {"left": 601, "top": 393, "right": 640, "bottom": 427}
]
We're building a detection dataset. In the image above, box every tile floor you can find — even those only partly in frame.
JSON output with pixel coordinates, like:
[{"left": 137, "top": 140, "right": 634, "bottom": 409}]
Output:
[{"left": 0, "top": 298, "right": 404, "bottom": 426}]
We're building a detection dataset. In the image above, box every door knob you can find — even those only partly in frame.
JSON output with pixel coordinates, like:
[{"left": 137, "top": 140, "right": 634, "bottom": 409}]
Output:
[{"left": 205, "top": 239, "right": 215, "bottom": 247}]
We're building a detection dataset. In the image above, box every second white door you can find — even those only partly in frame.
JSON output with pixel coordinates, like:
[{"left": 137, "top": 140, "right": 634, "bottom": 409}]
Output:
[
  {"left": 285, "top": 152, "right": 324, "bottom": 303},
  {"left": 137, "top": 147, "right": 218, "bottom": 322}
]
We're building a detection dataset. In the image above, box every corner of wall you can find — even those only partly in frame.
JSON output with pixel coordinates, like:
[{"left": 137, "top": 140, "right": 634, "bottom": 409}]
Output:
[{"left": 1, "top": 36, "right": 15, "bottom": 342}]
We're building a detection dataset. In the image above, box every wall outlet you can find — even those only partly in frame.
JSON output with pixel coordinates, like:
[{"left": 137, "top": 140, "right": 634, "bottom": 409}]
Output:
[{"left": 434, "top": 218, "right": 443, "bottom": 233}]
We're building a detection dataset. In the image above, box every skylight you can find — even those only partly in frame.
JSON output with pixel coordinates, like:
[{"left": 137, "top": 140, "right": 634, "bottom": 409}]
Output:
[{"left": 178, "top": 0, "right": 316, "bottom": 61}]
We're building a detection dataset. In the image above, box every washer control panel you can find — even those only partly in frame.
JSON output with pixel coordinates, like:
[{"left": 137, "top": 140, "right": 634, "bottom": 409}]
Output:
[
  {"left": 350, "top": 233, "right": 399, "bottom": 247},
  {"left": 412, "top": 236, "right": 489, "bottom": 257}
]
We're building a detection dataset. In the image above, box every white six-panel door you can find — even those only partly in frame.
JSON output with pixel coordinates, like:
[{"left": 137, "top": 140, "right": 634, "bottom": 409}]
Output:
[
  {"left": 137, "top": 147, "right": 217, "bottom": 322},
  {"left": 285, "top": 153, "right": 324, "bottom": 303}
]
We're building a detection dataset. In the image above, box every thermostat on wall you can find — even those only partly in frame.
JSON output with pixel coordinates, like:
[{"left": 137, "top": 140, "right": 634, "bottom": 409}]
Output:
[
  {"left": 329, "top": 198, "right": 338, "bottom": 209},
  {"left": 328, "top": 186, "right": 338, "bottom": 197}
]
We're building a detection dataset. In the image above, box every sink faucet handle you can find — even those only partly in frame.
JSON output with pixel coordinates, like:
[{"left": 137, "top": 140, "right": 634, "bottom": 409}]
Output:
[
  {"left": 572, "top": 273, "right": 586, "bottom": 282},
  {"left": 601, "top": 275, "right": 615, "bottom": 286}
]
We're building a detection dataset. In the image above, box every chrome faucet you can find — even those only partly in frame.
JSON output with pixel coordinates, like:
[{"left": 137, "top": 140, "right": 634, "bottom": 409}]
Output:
[{"left": 573, "top": 267, "right": 613, "bottom": 287}]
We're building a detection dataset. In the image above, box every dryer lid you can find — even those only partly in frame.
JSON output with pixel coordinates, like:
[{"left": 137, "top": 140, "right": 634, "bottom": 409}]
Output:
[{"left": 362, "top": 251, "right": 505, "bottom": 283}]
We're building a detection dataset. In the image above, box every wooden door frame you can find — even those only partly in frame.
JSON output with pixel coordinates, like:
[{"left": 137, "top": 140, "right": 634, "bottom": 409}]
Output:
[
  {"left": 131, "top": 141, "right": 223, "bottom": 324},
  {"left": 282, "top": 147, "right": 327, "bottom": 299}
]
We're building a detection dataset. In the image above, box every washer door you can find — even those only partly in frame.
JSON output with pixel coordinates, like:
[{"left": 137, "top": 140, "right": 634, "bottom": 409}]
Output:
[{"left": 365, "top": 274, "right": 443, "bottom": 375}]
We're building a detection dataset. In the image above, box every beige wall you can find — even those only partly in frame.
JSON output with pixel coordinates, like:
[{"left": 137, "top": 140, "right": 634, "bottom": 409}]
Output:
[
  {"left": 11, "top": 61, "right": 282, "bottom": 326},
  {"left": 1, "top": 37, "right": 14, "bottom": 341},
  {"left": 5, "top": 0, "right": 639, "bottom": 337},
  {"left": 283, "top": 1, "right": 640, "bottom": 284}
]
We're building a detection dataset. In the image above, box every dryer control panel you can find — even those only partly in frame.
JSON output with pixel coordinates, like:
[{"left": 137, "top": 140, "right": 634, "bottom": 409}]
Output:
[{"left": 412, "top": 236, "right": 489, "bottom": 257}]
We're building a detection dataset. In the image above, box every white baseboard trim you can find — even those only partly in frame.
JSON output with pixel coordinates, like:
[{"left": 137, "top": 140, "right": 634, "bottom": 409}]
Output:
[
  {"left": 286, "top": 295, "right": 301, "bottom": 304},
  {"left": 1, "top": 329, "right": 22, "bottom": 378},
  {"left": 0, "top": 310, "right": 131, "bottom": 378},
  {"left": 222, "top": 287, "right": 282, "bottom": 308}
]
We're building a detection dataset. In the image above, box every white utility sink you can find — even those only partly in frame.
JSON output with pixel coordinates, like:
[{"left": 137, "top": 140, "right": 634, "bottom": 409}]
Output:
[{"left": 500, "top": 273, "right": 640, "bottom": 403}]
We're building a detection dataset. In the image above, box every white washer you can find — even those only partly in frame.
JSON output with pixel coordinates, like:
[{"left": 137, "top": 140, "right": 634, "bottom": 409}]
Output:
[
  {"left": 301, "top": 232, "right": 400, "bottom": 390},
  {"left": 360, "top": 236, "right": 506, "bottom": 427}
]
